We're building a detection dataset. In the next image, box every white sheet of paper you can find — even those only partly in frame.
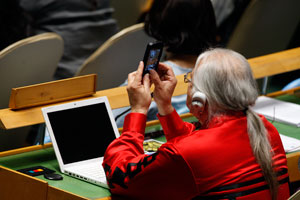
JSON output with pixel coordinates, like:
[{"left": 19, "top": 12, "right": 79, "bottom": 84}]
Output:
[
  {"left": 252, "top": 96, "right": 300, "bottom": 127},
  {"left": 279, "top": 134, "right": 300, "bottom": 153}
]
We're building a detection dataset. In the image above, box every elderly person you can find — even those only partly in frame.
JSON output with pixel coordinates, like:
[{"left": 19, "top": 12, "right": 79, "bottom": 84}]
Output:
[{"left": 103, "top": 48, "right": 289, "bottom": 200}]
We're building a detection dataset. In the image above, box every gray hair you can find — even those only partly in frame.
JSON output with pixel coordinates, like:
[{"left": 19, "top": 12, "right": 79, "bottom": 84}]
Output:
[{"left": 193, "top": 48, "right": 278, "bottom": 200}]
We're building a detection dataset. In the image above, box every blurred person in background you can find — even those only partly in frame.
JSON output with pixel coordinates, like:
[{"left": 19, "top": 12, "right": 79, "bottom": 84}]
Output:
[
  {"left": 19, "top": 0, "right": 119, "bottom": 79},
  {"left": 138, "top": 0, "right": 251, "bottom": 45}
]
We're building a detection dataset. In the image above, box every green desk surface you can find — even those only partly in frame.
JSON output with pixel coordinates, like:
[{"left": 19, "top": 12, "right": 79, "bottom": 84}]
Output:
[{"left": 0, "top": 94, "right": 299, "bottom": 199}]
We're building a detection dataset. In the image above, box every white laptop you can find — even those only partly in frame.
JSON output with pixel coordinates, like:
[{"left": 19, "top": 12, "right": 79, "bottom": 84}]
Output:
[{"left": 41, "top": 96, "right": 120, "bottom": 188}]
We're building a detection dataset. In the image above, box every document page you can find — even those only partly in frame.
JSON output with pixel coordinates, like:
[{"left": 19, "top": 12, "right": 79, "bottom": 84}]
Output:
[
  {"left": 279, "top": 134, "right": 300, "bottom": 153},
  {"left": 252, "top": 96, "right": 300, "bottom": 127}
]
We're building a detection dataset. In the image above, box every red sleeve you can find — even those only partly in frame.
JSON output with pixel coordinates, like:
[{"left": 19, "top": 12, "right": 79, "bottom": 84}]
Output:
[
  {"left": 157, "top": 109, "right": 195, "bottom": 141},
  {"left": 103, "top": 112, "right": 198, "bottom": 199}
]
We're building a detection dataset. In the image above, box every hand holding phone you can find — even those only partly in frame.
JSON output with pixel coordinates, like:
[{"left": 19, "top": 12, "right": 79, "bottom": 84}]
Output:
[{"left": 142, "top": 41, "right": 163, "bottom": 76}]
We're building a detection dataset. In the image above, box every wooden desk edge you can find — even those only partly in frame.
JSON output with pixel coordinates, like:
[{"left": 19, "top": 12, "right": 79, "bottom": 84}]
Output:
[
  {"left": 266, "top": 86, "right": 300, "bottom": 97},
  {"left": 95, "top": 197, "right": 111, "bottom": 200},
  {"left": 249, "top": 47, "right": 300, "bottom": 79},
  {"left": 0, "top": 143, "right": 52, "bottom": 157}
]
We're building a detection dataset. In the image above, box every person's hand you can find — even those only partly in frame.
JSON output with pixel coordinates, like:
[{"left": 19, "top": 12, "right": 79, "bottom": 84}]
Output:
[
  {"left": 150, "top": 63, "right": 177, "bottom": 116},
  {"left": 127, "top": 61, "right": 151, "bottom": 115}
]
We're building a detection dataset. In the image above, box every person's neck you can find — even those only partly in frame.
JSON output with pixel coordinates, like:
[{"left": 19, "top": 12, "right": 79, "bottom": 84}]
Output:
[
  {"left": 166, "top": 53, "right": 198, "bottom": 69},
  {"left": 205, "top": 111, "right": 246, "bottom": 129}
]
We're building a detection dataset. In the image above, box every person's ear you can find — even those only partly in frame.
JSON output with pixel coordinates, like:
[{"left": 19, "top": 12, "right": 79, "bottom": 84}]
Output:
[{"left": 191, "top": 91, "right": 206, "bottom": 113}]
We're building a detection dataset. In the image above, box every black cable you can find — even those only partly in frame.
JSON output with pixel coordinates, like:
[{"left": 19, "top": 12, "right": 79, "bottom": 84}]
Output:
[
  {"left": 114, "top": 92, "right": 153, "bottom": 122},
  {"left": 114, "top": 107, "right": 131, "bottom": 122}
]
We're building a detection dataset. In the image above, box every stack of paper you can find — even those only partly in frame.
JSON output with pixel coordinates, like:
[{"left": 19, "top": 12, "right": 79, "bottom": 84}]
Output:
[
  {"left": 252, "top": 96, "right": 300, "bottom": 127},
  {"left": 279, "top": 134, "right": 300, "bottom": 153}
]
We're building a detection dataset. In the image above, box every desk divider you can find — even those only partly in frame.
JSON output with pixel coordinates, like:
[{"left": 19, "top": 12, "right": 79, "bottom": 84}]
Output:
[
  {"left": 9, "top": 74, "right": 97, "bottom": 110},
  {"left": 0, "top": 165, "right": 103, "bottom": 200},
  {"left": 0, "top": 166, "right": 48, "bottom": 200}
]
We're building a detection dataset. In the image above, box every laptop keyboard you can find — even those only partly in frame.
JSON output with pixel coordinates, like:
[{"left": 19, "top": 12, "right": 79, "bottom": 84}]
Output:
[{"left": 69, "top": 162, "right": 105, "bottom": 180}]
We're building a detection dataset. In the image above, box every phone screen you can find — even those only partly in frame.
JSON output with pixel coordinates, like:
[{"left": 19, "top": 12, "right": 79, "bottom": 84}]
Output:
[
  {"left": 143, "top": 42, "right": 163, "bottom": 76},
  {"left": 145, "top": 49, "right": 162, "bottom": 71}
]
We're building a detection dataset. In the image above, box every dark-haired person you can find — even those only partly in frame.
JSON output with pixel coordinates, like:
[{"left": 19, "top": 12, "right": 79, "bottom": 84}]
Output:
[
  {"left": 103, "top": 48, "right": 290, "bottom": 200},
  {"left": 19, "top": 0, "right": 119, "bottom": 80},
  {"left": 113, "top": 0, "right": 217, "bottom": 126}
]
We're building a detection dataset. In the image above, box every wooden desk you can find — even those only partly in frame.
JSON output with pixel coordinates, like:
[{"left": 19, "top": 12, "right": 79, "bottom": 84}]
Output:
[
  {"left": 0, "top": 147, "right": 110, "bottom": 200},
  {"left": 0, "top": 93, "right": 299, "bottom": 200},
  {"left": 1, "top": 47, "right": 300, "bottom": 199}
]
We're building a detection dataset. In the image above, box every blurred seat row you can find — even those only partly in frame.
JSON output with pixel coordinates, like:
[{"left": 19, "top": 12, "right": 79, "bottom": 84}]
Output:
[{"left": 0, "top": 22, "right": 153, "bottom": 151}]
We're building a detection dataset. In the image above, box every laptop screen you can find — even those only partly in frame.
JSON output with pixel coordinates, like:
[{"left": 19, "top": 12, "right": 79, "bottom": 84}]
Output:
[{"left": 46, "top": 102, "right": 117, "bottom": 164}]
